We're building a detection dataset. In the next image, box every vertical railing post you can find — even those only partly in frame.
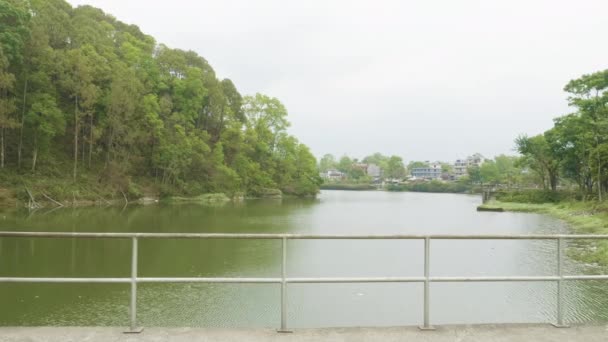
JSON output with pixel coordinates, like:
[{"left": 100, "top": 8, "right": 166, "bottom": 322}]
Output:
[
  {"left": 125, "top": 237, "right": 143, "bottom": 333},
  {"left": 277, "top": 237, "right": 292, "bottom": 333},
  {"left": 419, "top": 237, "right": 435, "bottom": 330},
  {"left": 553, "top": 237, "right": 568, "bottom": 328}
]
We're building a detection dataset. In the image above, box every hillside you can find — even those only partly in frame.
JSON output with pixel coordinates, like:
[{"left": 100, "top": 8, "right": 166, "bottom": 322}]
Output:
[{"left": 0, "top": 0, "right": 321, "bottom": 206}]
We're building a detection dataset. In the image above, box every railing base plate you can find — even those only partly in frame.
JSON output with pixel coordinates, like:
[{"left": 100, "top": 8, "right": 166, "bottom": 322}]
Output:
[
  {"left": 277, "top": 329, "right": 293, "bottom": 333},
  {"left": 123, "top": 327, "right": 144, "bottom": 334},
  {"left": 551, "top": 323, "right": 570, "bottom": 328},
  {"left": 418, "top": 325, "right": 436, "bottom": 331}
]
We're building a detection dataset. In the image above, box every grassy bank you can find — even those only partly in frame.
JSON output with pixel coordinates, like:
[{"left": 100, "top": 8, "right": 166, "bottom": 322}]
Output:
[
  {"left": 0, "top": 161, "right": 311, "bottom": 208},
  {"left": 479, "top": 200, "right": 608, "bottom": 234},
  {"left": 479, "top": 199, "right": 608, "bottom": 265},
  {"left": 0, "top": 170, "right": 145, "bottom": 208}
]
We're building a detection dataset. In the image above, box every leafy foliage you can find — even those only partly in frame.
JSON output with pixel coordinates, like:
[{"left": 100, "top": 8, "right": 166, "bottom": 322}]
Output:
[
  {"left": 494, "top": 190, "right": 578, "bottom": 204},
  {"left": 515, "top": 69, "right": 608, "bottom": 197},
  {"left": 0, "top": 0, "right": 319, "bottom": 198},
  {"left": 387, "top": 180, "right": 471, "bottom": 193}
]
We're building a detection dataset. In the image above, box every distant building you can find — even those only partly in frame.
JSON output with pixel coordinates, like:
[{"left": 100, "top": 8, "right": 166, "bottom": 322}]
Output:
[
  {"left": 453, "top": 153, "right": 486, "bottom": 177},
  {"left": 350, "top": 163, "right": 383, "bottom": 179},
  {"left": 352, "top": 163, "right": 369, "bottom": 174},
  {"left": 411, "top": 162, "right": 442, "bottom": 180},
  {"left": 453, "top": 159, "right": 468, "bottom": 177},
  {"left": 320, "top": 169, "right": 345, "bottom": 180},
  {"left": 367, "top": 164, "right": 382, "bottom": 180}
]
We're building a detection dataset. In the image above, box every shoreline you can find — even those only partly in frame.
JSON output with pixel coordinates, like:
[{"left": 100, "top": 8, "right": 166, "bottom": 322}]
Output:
[
  {"left": 0, "top": 192, "right": 319, "bottom": 210},
  {"left": 477, "top": 200, "right": 608, "bottom": 234},
  {"left": 478, "top": 200, "right": 608, "bottom": 265},
  {"left": 320, "top": 184, "right": 478, "bottom": 195}
]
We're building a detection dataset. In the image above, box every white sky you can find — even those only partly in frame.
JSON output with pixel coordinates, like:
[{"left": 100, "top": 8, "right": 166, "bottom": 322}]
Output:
[{"left": 68, "top": 0, "right": 607, "bottom": 162}]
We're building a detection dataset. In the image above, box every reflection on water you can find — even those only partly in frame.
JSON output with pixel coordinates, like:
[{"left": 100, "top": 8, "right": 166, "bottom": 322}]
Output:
[{"left": 1, "top": 191, "right": 608, "bottom": 327}]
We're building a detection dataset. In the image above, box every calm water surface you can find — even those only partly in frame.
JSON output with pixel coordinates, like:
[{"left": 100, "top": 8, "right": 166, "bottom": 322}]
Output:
[{"left": 1, "top": 190, "right": 607, "bottom": 327}]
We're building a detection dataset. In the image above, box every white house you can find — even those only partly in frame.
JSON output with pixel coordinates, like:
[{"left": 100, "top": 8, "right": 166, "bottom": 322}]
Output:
[
  {"left": 411, "top": 162, "right": 442, "bottom": 180},
  {"left": 320, "top": 169, "right": 345, "bottom": 180},
  {"left": 453, "top": 153, "right": 485, "bottom": 177}
]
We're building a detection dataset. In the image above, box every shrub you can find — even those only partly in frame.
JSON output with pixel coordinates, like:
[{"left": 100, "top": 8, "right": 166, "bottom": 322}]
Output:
[
  {"left": 320, "top": 184, "right": 376, "bottom": 191},
  {"left": 494, "top": 190, "right": 578, "bottom": 203},
  {"left": 387, "top": 180, "right": 470, "bottom": 193}
]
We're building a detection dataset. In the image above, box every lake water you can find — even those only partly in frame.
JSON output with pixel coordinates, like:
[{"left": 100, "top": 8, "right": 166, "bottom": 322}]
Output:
[{"left": 1, "top": 190, "right": 607, "bottom": 328}]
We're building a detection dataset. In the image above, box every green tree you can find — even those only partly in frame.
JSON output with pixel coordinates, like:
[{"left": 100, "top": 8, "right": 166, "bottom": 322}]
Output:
[
  {"left": 61, "top": 45, "right": 104, "bottom": 179},
  {"left": 562, "top": 70, "right": 608, "bottom": 199},
  {"left": 440, "top": 163, "right": 453, "bottom": 174},
  {"left": 480, "top": 160, "right": 500, "bottom": 185},
  {"left": 0, "top": 0, "right": 321, "bottom": 200},
  {"left": 318, "top": 153, "right": 337, "bottom": 172},
  {"left": 0, "top": 49, "right": 19, "bottom": 168},
  {"left": 551, "top": 114, "right": 593, "bottom": 192},
  {"left": 104, "top": 65, "right": 143, "bottom": 166},
  {"left": 0, "top": 0, "right": 31, "bottom": 64},
  {"left": 493, "top": 155, "right": 520, "bottom": 186},
  {"left": 16, "top": 0, "right": 72, "bottom": 168},
  {"left": 467, "top": 165, "right": 482, "bottom": 185},
  {"left": 25, "top": 93, "right": 64, "bottom": 171},
  {"left": 243, "top": 93, "right": 289, "bottom": 151},
  {"left": 407, "top": 161, "right": 429, "bottom": 171},
  {"left": 0, "top": 0, "right": 30, "bottom": 168},
  {"left": 363, "top": 153, "right": 389, "bottom": 172},
  {"left": 385, "top": 155, "right": 405, "bottom": 179},
  {"left": 515, "top": 134, "right": 561, "bottom": 191},
  {"left": 337, "top": 155, "right": 352, "bottom": 173}
]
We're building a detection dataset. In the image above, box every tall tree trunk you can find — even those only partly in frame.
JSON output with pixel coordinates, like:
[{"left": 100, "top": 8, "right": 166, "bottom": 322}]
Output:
[
  {"left": 81, "top": 121, "right": 85, "bottom": 164},
  {"left": 88, "top": 114, "right": 93, "bottom": 168},
  {"left": 549, "top": 170, "right": 558, "bottom": 191},
  {"left": 73, "top": 95, "right": 78, "bottom": 181},
  {"left": 31, "top": 132, "right": 37, "bottom": 172},
  {"left": 0, "top": 128, "right": 4, "bottom": 169},
  {"left": 215, "top": 106, "right": 225, "bottom": 143},
  {"left": 598, "top": 154, "right": 602, "bottom": 201},
  {"left": 201, "top": 108, "right": 209, "bottom": 131},
  {"left": 538, "top": 168, "right": 547, "bottom": 189},
  {"left": 18, "top": 77, "right": 28, "bottom": 169},
  {"left": 105, "top": 127, "right": 114, "bottom": 167},
  {"left": 150, "top": 139, "right": 156, "bottom": 177}
]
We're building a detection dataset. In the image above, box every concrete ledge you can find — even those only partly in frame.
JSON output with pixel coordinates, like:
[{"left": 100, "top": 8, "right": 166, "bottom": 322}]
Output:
[{"left": 0, "top": 323, "right": 607, "bottom": 342}]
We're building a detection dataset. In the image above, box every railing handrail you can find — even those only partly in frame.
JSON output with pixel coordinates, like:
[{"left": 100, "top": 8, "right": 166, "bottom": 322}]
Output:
[
  {"left": 1, "top": 231, "right": 608, "bottom": 239},
  {"left": 1, "top": 231, "right": 607, "bottom": 332}
]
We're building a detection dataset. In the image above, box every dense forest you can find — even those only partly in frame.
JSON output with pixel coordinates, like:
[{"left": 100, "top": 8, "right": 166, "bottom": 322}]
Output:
[
  {"left": 0, "top": 0, "right": 321, "bottom": 203},
  {"left": 516, "top": 70, "right": 608, "bottom": 199}
]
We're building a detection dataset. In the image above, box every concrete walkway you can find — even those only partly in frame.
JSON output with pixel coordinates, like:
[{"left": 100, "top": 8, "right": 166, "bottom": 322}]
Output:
[{"left": 1, "top": 324, "right": 607, "bottom": 342}]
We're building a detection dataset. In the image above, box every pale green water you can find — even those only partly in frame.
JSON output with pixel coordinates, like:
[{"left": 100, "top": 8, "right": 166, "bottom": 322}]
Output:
[{"left": 0, "top": 190, "right": 607, "bottom": 328}]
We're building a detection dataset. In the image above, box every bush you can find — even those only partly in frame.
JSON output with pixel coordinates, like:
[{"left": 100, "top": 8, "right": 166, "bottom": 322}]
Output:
[
  {"left": 320, "top": 184, "right": 377, "bottom": 191},
  {"left": 387, "top": 180, "right": 470, "bottom": 193},
  {"left": 494, "top": 190, "right": 578, "bottom": 203},
  {"left": 248, "top": 187, "right": 283, "bottom": 198},
  {"left": 127, "top": 182, "right": 143, "bottom": 199},
  {"left": 211, "top": 166, "right": 242, "bottom": 197},
  {"left": 159, "top": 183, "right": 180, "bottom": 199},
  {"left": 165, "top": 193, "right": 231, "bottom": 204}
]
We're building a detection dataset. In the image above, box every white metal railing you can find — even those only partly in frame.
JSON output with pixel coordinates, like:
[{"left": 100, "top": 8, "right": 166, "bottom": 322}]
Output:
[{"left": 1, "top": 231, "right": 608, "bottom": 333}]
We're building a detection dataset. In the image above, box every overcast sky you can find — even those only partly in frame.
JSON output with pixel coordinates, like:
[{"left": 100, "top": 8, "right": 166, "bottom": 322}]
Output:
[{"left": 68, "top": 0, "right": 607, "bottom": 162}]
